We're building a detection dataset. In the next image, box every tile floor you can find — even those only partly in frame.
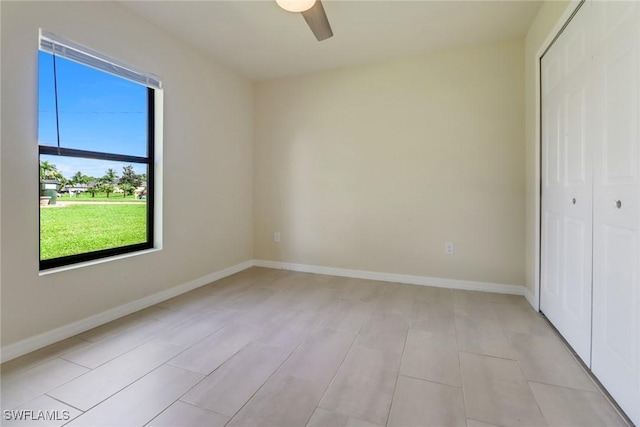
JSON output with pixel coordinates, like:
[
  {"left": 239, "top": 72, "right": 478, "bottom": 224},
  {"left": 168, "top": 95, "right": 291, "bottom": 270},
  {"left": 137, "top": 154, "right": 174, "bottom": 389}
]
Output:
[{"left": 0, "top": 267, "right": 632, "bottom": 427}]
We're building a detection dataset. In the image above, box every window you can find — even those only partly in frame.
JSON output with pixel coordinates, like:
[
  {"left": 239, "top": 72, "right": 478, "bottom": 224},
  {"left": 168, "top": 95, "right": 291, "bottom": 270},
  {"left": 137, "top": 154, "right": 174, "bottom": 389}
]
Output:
[{"left": 38, "top": 31, "right": 161, "bottom": 270}]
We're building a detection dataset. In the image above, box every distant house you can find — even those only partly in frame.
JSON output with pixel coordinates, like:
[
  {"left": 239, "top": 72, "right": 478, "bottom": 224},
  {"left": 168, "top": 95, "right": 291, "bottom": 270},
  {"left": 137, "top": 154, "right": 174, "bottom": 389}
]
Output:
[{"left": 60, "top": 183, "right": 88, "bottom": 194}]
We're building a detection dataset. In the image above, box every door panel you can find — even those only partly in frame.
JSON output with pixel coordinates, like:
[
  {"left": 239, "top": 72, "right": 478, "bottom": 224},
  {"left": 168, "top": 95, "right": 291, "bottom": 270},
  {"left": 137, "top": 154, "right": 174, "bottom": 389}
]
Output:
[
  {"left": 601, "top": 226, "right": 637, "bottom": 366},
  {"left": 591, "top": 1, "right": 640, "bottom": 424},
  {"left": 564, "top": 217, "right": 588, "bottom": 319},
  {"left": 542, "top": 212, "right": 562, "bottom": 297},
  {"left": 545, "top": 102, "right": 562, "bottom": 187},
  {"left": 566, "top": 88, "right": 587, "bottom": 184},
  {"left": 603, "top": 46, "right": 637, "bottom": 183},
  {"left": 540, "top": 0, "right": 593, "bottom": 366}
]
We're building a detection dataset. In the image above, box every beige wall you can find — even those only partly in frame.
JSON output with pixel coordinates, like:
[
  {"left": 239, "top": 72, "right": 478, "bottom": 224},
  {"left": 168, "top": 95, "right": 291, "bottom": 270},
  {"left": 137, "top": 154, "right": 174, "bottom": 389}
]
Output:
[
  {"left": 524, "top": 1, "right": 572, "bottom": 298},
  {"left": 254, "top": 40, "right": 525, "bottom": 286},
  {"left": 0, "top": 1, "right": 254, "bottom": 347}
]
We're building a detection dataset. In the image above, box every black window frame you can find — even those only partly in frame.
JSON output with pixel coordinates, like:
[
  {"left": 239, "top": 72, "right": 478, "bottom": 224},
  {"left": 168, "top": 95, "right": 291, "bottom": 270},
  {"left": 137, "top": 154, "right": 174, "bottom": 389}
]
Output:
[{"left": 39, "top": 68, "right": 156, "bottom": 271}]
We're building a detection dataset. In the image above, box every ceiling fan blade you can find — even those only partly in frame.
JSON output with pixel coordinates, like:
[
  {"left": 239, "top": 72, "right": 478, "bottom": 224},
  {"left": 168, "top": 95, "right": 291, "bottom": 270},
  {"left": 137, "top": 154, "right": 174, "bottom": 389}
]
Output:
[{"left": 301, "top": 0, "right": 333, "bottom": 41}]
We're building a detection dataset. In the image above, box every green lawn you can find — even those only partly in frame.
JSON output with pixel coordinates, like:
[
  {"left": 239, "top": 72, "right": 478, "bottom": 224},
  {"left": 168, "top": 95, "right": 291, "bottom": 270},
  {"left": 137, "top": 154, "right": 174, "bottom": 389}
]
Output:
[
  {"left": 40, "top": 203, "right": 147, "bottom": 260},
  {"left": 57, "top": 192, "right": 145, "bottom": 202}
]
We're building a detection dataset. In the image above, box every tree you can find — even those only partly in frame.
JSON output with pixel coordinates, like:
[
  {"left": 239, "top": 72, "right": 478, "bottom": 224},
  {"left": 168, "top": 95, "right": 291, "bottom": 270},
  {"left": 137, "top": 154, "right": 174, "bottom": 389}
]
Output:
[
  {"left": 40, "top": 160, "right": 58, "bottom": 180},
  {"left": 70, "top": 171, "right": 86, "bottom": 197},
  {"left": 56, "top": 174, "right": 68, "bottom": 190},
  {"left": 120, "top": 165, "right": 141, "bottom": 188},
  {"left": 98, "top": 168, "right": 118, "bottom": 198},
  {"left": 71, "top": 171, "right": 86, "bottom": 185},
  {"left": 119, "top": 183, "right": 135, "bottom": 197},
  {"left": 98, "top": 183, "right": 115, "bottom": 198},
  {"left": 102, "top": 168, "right": 118, "bottom": 184},
  {"left": 86, "top": 185, "right": 98, "bottom": 198}
]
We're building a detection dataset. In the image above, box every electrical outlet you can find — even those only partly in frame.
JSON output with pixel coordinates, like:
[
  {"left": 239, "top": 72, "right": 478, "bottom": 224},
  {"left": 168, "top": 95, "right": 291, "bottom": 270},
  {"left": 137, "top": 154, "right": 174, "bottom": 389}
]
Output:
[
  {"left": 274, "top": 231, "right": 281, "bottom": 242},
  {"left": 445, "top": 241, "right": 454, "bottom": 255}
]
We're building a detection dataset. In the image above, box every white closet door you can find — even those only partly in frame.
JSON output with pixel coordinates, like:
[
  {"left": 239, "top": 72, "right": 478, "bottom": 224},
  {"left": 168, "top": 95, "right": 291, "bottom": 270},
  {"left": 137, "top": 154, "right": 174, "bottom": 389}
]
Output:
[
  {"left": 541, "top": 2, "right": 594, "bottom": 365},
  {"left": 592, "top": 1, "right": 640, "bottom": 424}
]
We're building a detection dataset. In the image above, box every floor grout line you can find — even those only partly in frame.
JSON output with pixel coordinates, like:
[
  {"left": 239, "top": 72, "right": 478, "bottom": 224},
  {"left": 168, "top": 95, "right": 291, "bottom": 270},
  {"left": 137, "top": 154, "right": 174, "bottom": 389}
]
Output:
[{"left": 385, "top": 320, "right": 410, "bottom": 427}]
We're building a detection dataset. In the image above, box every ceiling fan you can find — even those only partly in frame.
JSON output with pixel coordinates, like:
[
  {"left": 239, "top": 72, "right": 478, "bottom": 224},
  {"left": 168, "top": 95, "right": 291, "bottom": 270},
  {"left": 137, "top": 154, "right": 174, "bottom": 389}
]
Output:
[{"left": 276, "top": 0, "right": 333, "bottom": 41}]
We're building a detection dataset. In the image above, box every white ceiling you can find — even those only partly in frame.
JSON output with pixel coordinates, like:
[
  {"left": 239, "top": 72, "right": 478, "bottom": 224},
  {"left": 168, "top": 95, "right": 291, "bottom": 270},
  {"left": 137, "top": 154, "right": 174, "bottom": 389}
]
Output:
[{"left": 122, "top": 1, "right": 543, "bottom": 81}]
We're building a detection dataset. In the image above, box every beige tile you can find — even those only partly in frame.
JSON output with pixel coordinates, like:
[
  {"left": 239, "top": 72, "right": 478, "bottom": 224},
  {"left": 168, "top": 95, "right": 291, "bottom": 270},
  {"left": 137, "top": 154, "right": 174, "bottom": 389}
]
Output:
[
  {"left": 319, "top": 346, "right": 401, "bottom": 426},
  {"left": 307, "top": 408, "right": 349, "bottom": 427},
  {"left": 294, "top": 272, "right": 335, "bottom": 284},
  {"left": 276, "top": 328, "right": 356, "bottom": 383},
  {"left": 222, "top": 287, "right": 277, "bottom": 311},
  {"left": 153, "top": 291, "right": 227, "bottom": 322},
  {"left": 48, "top": 340, "right": 184, "bottom": 411},
  {"left": 255, "top": 310, "right": 326, "bottom": 349},
  {"left": 168, "top": 322, "right": 264, "bottom": 374},
  {"left": 182, "top": 343, "right": 293, "bottom": 416},
  {"left": 259, "top": 292, "right": 301, "bottom": 311},
  {"left": 325, "top": 277, "right": 368, "bottom": 298},
  {"left": 508, "top": 332, "right": 596, "bottom": 391},
  {"left": 346, "top": 418, "right": 383, "bottom": 427},
  {"left": 307, "top": 408, "right": 381, "bottom": 427},
  {"left": 372, "top": 288, "right": 414, "bottom": 318},
  {"left": 143, "top": 301, "right": 216, "bottom": 326},
  {"left": 76, "top": 307, "right": 167, "bottom": 342},
  {"left": 410, "top": 285, "right": 454, "bottom": 304},
  {"left": 200, "top": 275, "right": 258, "bottom": 298},
  {"left": 466, "top": 418, "right": 501, "bottom": 427},
  {"left": 148, "top": 401, "right": 229, "bottom": 427},
  {"left": 455, "top": 314, "right": 515, "bottom": 359},
  {"left": 260, "top": 273, "right": 307, "bottom": 292},
  {"left": 264, "top": 271, "right": 322, "bottom": 296},
  {"left": 234, "top": 307, "right": 290, "bottom": 327},
  {"left": 401, "top": 329, "right": 461, "bottom": 387},
  {"left": 0, "top": 338, "right": 90, "bottom": 378},
  {"left": 156, "top": 288, "right": 213, "bottom": 309},
  {"left": 320, "top": 299, "right": 375, "bottom": 334},
  {"left": 411, "top": 300, "right": 456, "bottom": 335},
  {"left": 156, "top": 308, "right": 238, "bottom": 347},
  {"left": 7, "top": 268, "right": 625, "bottom": 427},
  {"left": 62, "top": 319, "right": 168, "bottom": 368},
  {"left": 453, "top": 290, "right": 496, "bottom": 304},
  {"left": 259, "top": 280, "right": 316, "bottom": 311},
  {"left": 275, "top": 281, "right": 316, "bottom": 302},
  {"left": 388, "top": 376, "right": 466, "bottom": 427},
  {"left": 453, "top": 291, "right": 499, "bottom": 320},
  {"left": 494, "top": 303, "right": 554, "bottom": 337},
  {"left": 459, "top": 352, "right": 547, "bottom": 427},
  {"left": 209, "top": 268, "right": 280, "bottom": 290},
  {"left": 227, "top": 328, "right": 355, "bottom": 427},
  {"left": 341, "top": 280, "right": 387, "bottom": 302},
  {"left": 65, "top": 364, "right": 203, "bottom": 427},
  {"left": 294, "top": 287, "right": 341, "bottom": 313},
  {"left": 356, "top": 312, "right": 408, "bottom": 355},
  {"left": 1, "top": 358, "right": 89, "bottom": 410},
  {"left": 529, "top": 382, "right": 628, "bottom": 427},
  {"left": 226, "top": 374, "right": 321, "bottom": 427},
  {"left": 2, "top": 394, "right": 82, "bottom": 427},
  {"left": 454, "top": 301, "right": 499, "bottom": 320}
]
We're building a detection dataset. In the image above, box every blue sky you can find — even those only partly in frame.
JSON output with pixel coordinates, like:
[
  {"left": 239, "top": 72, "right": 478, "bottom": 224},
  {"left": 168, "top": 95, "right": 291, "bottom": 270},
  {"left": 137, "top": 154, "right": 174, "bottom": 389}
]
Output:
[{"left": 39, "top": 51, "right": 148, "bottom": 179}]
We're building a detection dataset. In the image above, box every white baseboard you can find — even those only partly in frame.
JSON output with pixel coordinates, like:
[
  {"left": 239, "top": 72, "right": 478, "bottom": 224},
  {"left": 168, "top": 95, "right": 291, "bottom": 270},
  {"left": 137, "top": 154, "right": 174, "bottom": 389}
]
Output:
[
  {"left": 253, "top": 259, "right": 525, "bottom": 296},
  {"left": 0, "top": 260, "right": 253, "bottom": 363},
  {"left": 524, "top": 287, "right": 539, "bottom": 311}
]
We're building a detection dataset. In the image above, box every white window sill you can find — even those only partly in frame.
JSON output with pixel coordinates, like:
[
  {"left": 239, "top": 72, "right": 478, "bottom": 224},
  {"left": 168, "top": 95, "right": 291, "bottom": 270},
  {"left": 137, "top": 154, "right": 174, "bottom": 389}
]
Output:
[{"left": 38, "top": 247, "right": 162, "bottom": 276}]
